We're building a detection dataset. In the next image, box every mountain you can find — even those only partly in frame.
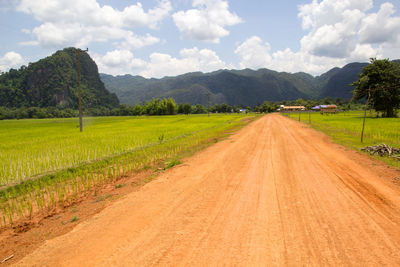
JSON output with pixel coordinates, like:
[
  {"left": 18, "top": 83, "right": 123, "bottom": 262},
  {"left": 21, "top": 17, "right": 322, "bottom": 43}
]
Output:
[
  {"left": 100, "top": 68, "right": 315, "bottom": 106},
  {"left": 0, "top": 47, "right": 119, "bottom": 108},
  {"left": 100, "top": 61, "right": 380, "bottom": 106},
  {"left": 319, "top": 62, "right": 369, "bottom": 99}
]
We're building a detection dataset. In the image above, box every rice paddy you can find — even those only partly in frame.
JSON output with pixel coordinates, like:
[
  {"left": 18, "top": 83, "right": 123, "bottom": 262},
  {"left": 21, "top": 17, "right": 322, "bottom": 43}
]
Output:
[
  {"left": 284, "top": 110, "right": 400, "bottom": 167},
  {"left": 0, "top": 114, "right": 255, "bottom": 226}
]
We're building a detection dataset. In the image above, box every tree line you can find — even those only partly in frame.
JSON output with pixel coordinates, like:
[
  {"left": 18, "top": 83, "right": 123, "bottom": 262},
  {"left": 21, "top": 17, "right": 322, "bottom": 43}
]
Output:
[
  {"left": 1, "top": 97, "right": 365, "bottom": 120},
  {"left": 0, "top": 98, "right": 247, "bottom": 119}
]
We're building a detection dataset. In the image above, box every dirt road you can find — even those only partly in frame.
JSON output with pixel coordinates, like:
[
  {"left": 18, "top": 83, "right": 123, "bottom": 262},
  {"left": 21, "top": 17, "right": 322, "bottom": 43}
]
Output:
[{"left": 15, "top": 114, "right": 400, "bottom": 266}]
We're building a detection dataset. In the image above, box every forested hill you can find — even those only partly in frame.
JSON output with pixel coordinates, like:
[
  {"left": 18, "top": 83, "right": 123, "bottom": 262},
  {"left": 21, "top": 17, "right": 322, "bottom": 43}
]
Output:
[
  {"left": 100, "top": 62, "right": 375, "bottom": 106},
  {"left": 0, "top": 48, "right": 119, "bottom": 108},
  {"left": 100, "top": 70, "right": 315, "bottom": 106},
  {"left": 318, "top": 62, "right": 369, "bottom": 99}
]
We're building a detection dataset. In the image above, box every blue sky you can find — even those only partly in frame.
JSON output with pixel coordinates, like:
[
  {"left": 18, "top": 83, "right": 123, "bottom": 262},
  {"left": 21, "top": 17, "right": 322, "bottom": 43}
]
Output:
[{"left": 0, "top": 0, "right": 399, "bottom": 78}]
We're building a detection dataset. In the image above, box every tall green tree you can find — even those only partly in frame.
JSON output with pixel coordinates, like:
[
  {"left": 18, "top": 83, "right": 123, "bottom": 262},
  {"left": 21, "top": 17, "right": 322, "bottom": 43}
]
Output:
[{"left": 352, "top": 58, "right": 400, "bottom": 117}]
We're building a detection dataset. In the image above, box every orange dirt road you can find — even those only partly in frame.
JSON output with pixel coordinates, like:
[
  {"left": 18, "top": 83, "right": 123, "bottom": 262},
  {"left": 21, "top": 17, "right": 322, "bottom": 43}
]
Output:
[{"left": 15, "top": 114, "right": 400, "bottom": 266}]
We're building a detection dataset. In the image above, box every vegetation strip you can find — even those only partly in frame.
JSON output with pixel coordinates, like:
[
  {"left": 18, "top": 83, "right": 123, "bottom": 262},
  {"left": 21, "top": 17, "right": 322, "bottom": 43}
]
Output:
[{"left": 283, "top": 111, "right": 399, "bottom": 168}]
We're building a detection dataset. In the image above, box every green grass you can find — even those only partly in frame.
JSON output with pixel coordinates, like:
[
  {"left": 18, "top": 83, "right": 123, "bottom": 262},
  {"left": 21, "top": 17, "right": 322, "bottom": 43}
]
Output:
[
  {"left": 164, "top": 159, "right": 182, "bottom": 169},
  {"left": 0, "top": 114, "right": 256, "bottom": 226},
  {"left": 283, "top": 111, "right": 400, "bottom": 167},
  {"left": 0, "top": 114, "right": 252, "bottom": 186}
]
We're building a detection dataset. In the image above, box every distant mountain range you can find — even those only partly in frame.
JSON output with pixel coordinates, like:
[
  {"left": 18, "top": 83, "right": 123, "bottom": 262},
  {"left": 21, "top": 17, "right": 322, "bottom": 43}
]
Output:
[
  {"left": 100, "top": 62, "right": 372, "bottom": 106},
  {"left": 0, "top": 47, "right": 119, "bottom": 108}
]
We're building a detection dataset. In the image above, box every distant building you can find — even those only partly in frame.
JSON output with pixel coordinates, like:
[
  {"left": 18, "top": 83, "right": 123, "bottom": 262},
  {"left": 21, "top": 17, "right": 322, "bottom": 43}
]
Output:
[
  {"left": 320, "top": 104, "right": 337, "bottom": 114},
  {"left": 311, "top": 105, "right": 321, "bottom": 111},
  {"left": 280, "top": 105, "right": 305, "bottom": 112}
]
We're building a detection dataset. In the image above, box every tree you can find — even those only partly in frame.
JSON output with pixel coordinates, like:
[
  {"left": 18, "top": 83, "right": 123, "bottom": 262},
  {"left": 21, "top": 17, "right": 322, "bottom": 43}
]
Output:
[
  {"left": 178, "top": 103, "right": 192, "bottom": 115},
  {"left": 192, "top": 104, "right": 206, "bottom": 114},
  {"left": 164, "top": 98, "right": 177, "bottom": 115},
  {"left": 352, "top": 58, "right": 400, "bottom": 117}
]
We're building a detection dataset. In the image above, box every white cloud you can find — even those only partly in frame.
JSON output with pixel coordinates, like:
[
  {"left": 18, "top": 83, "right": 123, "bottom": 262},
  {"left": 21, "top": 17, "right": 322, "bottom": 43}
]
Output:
[
  {"left": 173, "top": 0, "right": 242, "bottom": 43},
  {"left": 298, "top": 0, "right": 373, "bottom": 30},
  {"left": 94, "top": 47, "right": 229, "bottom": 78},
  {"left": 141, "top": 47, "right": 229, "bottom": 77},
  {"left": 350, "top": 43, "right": 380, "bottom": 61},
  {"left": 0, "top": 51, "right": 25, "bottom": 72},
  {"left": 269, "top": 49, "right": 346, "bottom": 75},
  {"left": 16, "top": 0, "right": 171, "bottom": 49},
  {"left": 92, "top": 50, "right": 147, "bottom": 76},
  {"left": 120, "top": 33, "right": 160, "bottom": 50},
  {"left": 359, "top": 3, "right": 400, "bottom": 44},
  {"left": 121, "top": 0, "right": 172, "bottom": 29},
  {"left": 234, "top": 36, "right": 272, "bottom": 69},
  {"left": 235, "top": 36, "right": 345, "bottom": 75},
  {"left": 296, "top": 0, "right": 400, "bottom": 61},
  {"left": 298, "top": 0, "right": 372, "bottom": 58},
  {"left": 233, "top": 0, "right": 399, "bottom": 76},
  {"left": 376, "top": 37, "right": 400, "bottom": 60}
]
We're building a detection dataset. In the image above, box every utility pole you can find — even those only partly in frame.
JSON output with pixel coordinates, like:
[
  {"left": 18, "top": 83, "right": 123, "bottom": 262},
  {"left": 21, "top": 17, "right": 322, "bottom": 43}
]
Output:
[
  {"left": 207, "top": 92, "right": 210, "bottom": 117},
  {"left": 77, "top": 48, "right": 88, "bottom": 132}
]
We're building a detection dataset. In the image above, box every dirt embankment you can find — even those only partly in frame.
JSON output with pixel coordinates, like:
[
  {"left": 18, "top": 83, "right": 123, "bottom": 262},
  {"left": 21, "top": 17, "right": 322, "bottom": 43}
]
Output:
[{"left": 12, "top": 114, "right": 400, "bottom": 266}]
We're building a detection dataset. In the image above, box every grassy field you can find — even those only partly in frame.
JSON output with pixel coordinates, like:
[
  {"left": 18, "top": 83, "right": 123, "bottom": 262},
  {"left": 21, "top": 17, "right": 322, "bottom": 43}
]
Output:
[
  {"left": 283, "top": 110, "right": 400, "bottom": 167},
  {"left": 0, "top": 114, "right": 255, "bottom": 226}
]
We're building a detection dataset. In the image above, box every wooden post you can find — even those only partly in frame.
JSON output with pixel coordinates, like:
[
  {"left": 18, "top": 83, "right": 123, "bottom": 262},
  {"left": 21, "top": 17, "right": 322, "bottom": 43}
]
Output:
[
  {"left": 309, "top": 110, "right": 311, "bottom": 124},
  {"left": 207, "top": 92, "right": 210, "bottom": 117},
  {"left": 298, "top": 110, "right": 301, "bottom": 121}
]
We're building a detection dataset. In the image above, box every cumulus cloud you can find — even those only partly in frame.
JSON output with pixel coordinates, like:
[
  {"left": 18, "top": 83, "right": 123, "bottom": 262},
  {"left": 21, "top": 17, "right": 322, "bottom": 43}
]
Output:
[
  {"left": 350, "top": 43, "right": 381, "bottom": 61},
  {"left": 269, "top": 49, "right": 346, "bottom": 75},
  {"left": 296, "top": 0, "right": 400, "bottom": 61},
  {"left": 235, "top": 36, "right": 345, "bottom": 75},
  {"left": 235, "top": 0, "right": 399, "bottom": 76},
  {"left": 16, "top": 0, "right": 171, "bottom": 49},
  {"left": 301, "top": 9, "right": 365, "bottom": 58},
  {"left": 234, "top": 36, "right": 272, "bottom": 69},
  {"left": 173, "top": 0, "right": 242, "bottom": 43},
  {"left": 298, "top": 0, "right": 373, "bottom": 30},
  {"left": 358, "top": 2, "right": 400, "bottom": 44},
  {"left": 298, "top": 0, "right": 372, "bottom": 58},
  {"left": 0, "top": 51, "right": 25, "bottom": 72},
  {"left": 142, "top": 47, "right": 229, "bottom": 77},
  {"left": 92, "top": 50, "right": 147, "bottom": 76},
  {"left": 95, "top": 47, "right": 229, "bottom": 78}
]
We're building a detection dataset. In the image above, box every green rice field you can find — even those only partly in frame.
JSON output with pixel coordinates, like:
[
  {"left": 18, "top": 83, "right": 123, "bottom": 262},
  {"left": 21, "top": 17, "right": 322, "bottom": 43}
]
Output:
[
  {"left": 0, "top": 114, "right": 255, "bottom": 226},
  {"left": 284, "top": 110, "right": 400, "bottom": 167}
]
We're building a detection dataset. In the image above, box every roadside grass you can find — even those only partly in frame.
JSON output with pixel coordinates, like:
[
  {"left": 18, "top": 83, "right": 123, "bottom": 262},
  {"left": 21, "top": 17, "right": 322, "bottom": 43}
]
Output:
[
  {"left": 164, "top": 159, "right": 182, "bottom": 170},
  {"left": 95, "top": 194, "right": 114, "bottom": 203},
  {"left": 0, "top": 114, "right": 259, "bottom": 227},
  {"left": 283, "top": 111, "right": 400, "bottom": 168}
]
